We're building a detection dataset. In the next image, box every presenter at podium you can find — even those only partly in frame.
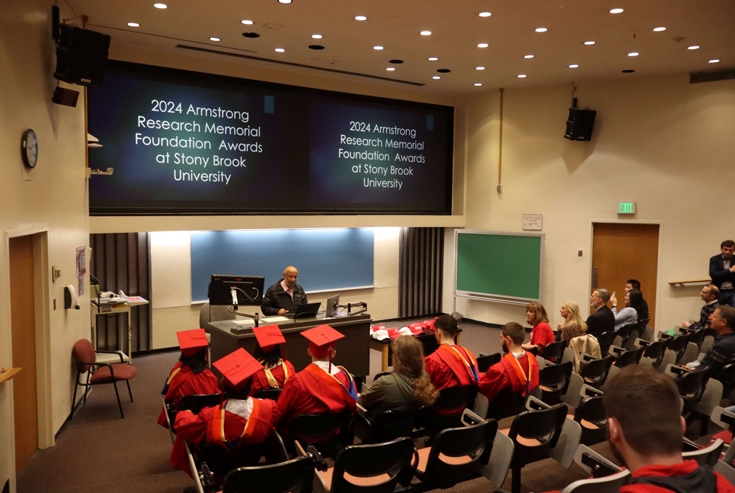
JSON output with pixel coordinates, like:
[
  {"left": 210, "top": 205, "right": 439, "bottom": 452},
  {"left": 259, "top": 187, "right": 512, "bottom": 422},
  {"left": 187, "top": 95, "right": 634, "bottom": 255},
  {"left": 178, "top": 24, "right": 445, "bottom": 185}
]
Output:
[{"left": 261, "top": 266, "right": 309, "bottom": 316}]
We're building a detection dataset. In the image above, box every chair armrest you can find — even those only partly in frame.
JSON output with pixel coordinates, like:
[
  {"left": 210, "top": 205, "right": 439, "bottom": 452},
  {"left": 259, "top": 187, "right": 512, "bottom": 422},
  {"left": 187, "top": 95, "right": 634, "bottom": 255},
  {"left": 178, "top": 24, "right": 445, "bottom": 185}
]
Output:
[
  {"left": 461, "top": 408, "right": 485, "bottom": 426},
  {"left": 636, "top": 338, "right": 651, "bottom": 347},
  {"left": 665, "top": 364, "right": 689, "bottom": 378},
  {"left": 574, "top": 444, "right": 622, "bottom": 476},
  {"left": 525, "top": 395, "right": 551, "bottom": 411},
  {"left": 356, "top": 402, "right": 368, "bottom": 414},
  {"left": 581, "top": 352, "right": 596, "bottom": 362},
  {"left": 608, "top": 345, "right": 626, "bottom": 358},
  {"left": 95, "top": 350, "right": 127, "bottom": 363},
  {"left": 306, "top": 444, "right": 328, "bottom": 472},
  {"left": 580, "top": 384, "right": 604, "bottom": 399}
]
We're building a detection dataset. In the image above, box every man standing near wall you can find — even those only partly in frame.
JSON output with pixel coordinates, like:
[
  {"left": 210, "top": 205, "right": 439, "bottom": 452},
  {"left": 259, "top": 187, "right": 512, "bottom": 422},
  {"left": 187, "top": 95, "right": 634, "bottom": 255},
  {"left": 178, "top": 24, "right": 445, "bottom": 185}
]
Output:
[{"left": 710, "top": 240, "right": 735, "bottom": 307}]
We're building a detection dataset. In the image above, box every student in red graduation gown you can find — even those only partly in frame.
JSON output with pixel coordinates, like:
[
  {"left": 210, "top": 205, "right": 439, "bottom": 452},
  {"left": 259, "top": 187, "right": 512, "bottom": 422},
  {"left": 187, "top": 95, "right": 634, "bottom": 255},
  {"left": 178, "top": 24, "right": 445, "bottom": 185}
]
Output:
[
  {"left": 157, "top": 328, "right": 220, "bottom": 428},
  {"left": 249, "top": 324, "right": 296, "bottom": 396},
  {"left": 171, "top": 348, "right": 281, "bottom": 479},
  {"left": 424, "top": 314, "right": 480, "bottom": 391},
  {"left": 277, "top": 324, "right": 357, "bottom": 428},
  {"left": 479, "top": 322, "right": 540, "bottom": 403}
]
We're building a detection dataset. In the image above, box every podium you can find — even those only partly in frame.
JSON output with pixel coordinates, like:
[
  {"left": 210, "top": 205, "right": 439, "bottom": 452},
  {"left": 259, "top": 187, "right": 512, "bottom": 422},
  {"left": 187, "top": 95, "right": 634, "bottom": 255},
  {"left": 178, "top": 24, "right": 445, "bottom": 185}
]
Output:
[{"left": 91, "top": 295, "right": 149, "bottom": 363}]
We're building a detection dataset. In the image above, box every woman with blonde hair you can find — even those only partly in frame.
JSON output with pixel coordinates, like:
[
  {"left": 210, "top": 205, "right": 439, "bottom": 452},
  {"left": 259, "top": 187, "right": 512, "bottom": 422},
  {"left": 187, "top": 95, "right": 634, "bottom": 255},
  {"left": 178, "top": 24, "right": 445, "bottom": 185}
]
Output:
[
  {"left": 359, "top": 335, "right": 439, "bottom": 418},
  {"left": 557, "top": 301, "right": 587, "bottom": 341},
  {"left": 522, "top": 301, "right": 555, "bottom": 355}
]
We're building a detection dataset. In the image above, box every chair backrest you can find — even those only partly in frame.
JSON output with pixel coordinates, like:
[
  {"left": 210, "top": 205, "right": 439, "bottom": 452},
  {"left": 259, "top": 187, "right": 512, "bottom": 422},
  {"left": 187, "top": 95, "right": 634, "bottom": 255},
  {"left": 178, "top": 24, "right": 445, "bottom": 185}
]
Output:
[
  {"left": 561, "top": 469, "right": 631, "bottom": 493},
  {"left": 253, "top": 389, "right": 282, "bottom": 401},
  {"left": 222, "top": 455, "right": 315, "bottom": 493},
  {"left": 542, "top": 340, "right": 567, "bottom": 362},
  {"left": 420, "top": 417, "right": 498, "bottom": 489},
  {"left": 616, "top": 323, "right": 635, "bottom": 341},
  {"left": 508, "top": 403, "right": 567, "bottom": 467},
  {"left": 539, "top": 361, "right": 573, "bottom": 405},
  {"left": 615, "top": 347, "right": 644, "bottom": 369},
  {"left": 580, "top": 356, "right": 614, "bottom": 387},
  {"left": 477, "top": 353, "right": 501, "bottom": 372},
  {"left": 642, "top": 340, "right": 667, "bottom": 365},
  {"left": 574, "top": 396, "right": 607, "bottom": 446},
  {"left": 678, "top": 368, "right": 709, "bottom": 402},
  {"left": 434, "top": 385, "right": 478, "bottom": 415},
  {"left": 682, "top": 438, "right": 725, "bottom": 469},
  {"left": 290, "top": 410, "right": 352, "bottom": 457},
  {"left": 330, "top": 437, "right": 417, "bottom": 493},
  {"left": 178, "top": 393, "right": 223, "bottom": 415},
  {"left": 715, "top": 363, "right": 735, "bottom": 397},
  {"left": 597, "top": 332, "right": 616, "bottom": 357},
  {"left": 72, "top": 339, "right": 96, "bottom": 373},
  {"left": 668, "top": 333, "right": 691, "bottom": 356},
  {"left": 368, "top": 410, "right": 416, "bottom": 444}
]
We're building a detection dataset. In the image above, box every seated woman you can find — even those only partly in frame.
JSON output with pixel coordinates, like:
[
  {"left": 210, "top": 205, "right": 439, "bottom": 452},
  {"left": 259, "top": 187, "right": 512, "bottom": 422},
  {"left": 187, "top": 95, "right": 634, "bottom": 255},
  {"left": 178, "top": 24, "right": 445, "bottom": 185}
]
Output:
[
  {"left": 557, "top": 301, "right": 588, "bottom": 342},
  {"left": 157, "top": 328, "right": 220, "bottom": 428},
  {"left": 521, "top": 302, "right": 555, "bottom": 356},
  {"left": 359, "top": 335, "right": 439, "bottom": 419},
  {"left": 249, "top": 324, "right": 296, "bottom": 396},
  {"left": 610, "top": 289, "right": 643, "bottom": 331}
]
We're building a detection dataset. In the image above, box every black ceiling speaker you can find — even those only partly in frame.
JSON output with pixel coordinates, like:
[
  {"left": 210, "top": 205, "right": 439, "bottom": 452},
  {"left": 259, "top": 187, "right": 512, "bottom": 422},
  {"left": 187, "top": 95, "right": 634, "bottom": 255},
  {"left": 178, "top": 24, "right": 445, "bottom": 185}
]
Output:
[
  {"left": 564, "top": 108, "right": 596, "bottom": 141},
  {"left": 53, "top": 25, "right": 111, "bottom": 87}
]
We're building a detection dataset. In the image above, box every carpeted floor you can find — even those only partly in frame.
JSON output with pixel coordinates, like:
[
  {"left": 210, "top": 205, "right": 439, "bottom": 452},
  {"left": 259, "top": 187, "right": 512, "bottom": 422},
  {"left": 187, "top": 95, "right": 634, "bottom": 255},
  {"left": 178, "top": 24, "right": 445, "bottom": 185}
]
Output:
[{"left": 16, "top": 319, "right": 637, "bottom": 493}]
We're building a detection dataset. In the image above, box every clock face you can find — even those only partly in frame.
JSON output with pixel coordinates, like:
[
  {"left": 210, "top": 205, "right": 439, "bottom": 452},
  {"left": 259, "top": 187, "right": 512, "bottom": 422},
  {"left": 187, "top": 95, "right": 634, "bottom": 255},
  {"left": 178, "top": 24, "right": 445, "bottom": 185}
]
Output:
[{"left": 21, "top": 129, "right": 38, "bottom": 169}]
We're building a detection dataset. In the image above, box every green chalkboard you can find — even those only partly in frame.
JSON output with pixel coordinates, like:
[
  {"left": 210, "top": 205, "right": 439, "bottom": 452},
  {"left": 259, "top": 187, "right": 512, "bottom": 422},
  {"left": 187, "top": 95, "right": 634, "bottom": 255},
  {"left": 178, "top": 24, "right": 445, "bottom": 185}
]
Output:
[{"left": 455, "top": 231, "right": 544, "bottom": 302}]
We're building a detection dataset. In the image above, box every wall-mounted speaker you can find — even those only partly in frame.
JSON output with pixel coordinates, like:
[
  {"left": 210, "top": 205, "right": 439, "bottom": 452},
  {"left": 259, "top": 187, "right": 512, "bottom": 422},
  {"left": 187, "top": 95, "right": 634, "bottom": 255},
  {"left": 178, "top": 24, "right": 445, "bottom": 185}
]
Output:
[
  {"left": 564, "top": 108, "right": 597, "bottom": 141},
  {"left": 53, "top": 25, "right": 111, "bottom": 87}
]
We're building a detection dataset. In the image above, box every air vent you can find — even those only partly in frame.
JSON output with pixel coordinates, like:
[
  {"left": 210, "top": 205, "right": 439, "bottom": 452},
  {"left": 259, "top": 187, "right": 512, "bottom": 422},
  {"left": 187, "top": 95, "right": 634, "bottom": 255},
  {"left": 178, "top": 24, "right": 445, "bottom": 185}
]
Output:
[{"left": 690, "top": 68, "right": 735, "bottom": 84}]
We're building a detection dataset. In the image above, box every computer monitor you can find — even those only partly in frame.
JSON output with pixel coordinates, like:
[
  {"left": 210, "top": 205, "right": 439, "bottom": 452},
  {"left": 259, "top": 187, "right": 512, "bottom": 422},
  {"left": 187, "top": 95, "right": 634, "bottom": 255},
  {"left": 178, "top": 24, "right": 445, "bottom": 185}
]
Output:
[
  {"left": 326, "top": 294, "right": 340, "bottom": 318},
  {"left": 208, "top": 274, "right": 264, "bottom": 306}
]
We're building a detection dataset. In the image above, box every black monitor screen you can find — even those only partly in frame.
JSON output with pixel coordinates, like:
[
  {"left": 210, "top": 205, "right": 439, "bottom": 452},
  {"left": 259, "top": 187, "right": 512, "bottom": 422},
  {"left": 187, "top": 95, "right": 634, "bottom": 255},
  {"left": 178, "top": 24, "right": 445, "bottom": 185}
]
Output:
[
  {"left": 208, "top": 275, "right": 265, "bottom": 306},
  {"left": 88, "top": 61, "right": 454, "bottom": 215}
]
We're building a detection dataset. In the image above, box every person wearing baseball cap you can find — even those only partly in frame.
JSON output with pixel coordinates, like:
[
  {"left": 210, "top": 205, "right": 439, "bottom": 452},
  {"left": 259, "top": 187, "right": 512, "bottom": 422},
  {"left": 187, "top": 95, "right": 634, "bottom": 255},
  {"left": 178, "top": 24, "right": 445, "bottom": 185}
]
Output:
[
  {"left": 249, "top": 324, "right": 296, "bottom": 395},
  {"left": 277, "top": 324, "right": 357, "bottom": 427},
  {"left": 157, "top": 328, "right": 219, "bottom": 428},
  {"left": 171, "top": 348, "right": 281, "bottom": 480}
]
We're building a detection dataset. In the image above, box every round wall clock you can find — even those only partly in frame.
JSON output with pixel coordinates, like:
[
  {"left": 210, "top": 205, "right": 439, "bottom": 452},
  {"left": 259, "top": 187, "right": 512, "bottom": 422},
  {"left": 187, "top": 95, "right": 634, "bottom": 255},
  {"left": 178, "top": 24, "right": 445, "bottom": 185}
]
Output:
[{"left": 21, "top": 129, "right": 38, "bottom": 169}]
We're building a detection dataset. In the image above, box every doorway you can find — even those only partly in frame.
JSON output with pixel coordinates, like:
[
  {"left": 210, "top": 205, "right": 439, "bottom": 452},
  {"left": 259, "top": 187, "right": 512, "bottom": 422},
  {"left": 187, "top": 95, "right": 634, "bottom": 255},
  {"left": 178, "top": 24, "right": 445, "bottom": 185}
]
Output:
[{"left": 592, "top": 223, "right": 660, "bottom": 329}]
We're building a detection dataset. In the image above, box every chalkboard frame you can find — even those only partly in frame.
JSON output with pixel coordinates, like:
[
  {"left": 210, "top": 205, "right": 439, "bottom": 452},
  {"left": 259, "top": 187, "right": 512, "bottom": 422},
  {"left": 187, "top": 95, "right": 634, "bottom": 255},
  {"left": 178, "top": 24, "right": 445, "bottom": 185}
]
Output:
[{"left": 454, "top": 230, "right": 545, "bottom": 305}]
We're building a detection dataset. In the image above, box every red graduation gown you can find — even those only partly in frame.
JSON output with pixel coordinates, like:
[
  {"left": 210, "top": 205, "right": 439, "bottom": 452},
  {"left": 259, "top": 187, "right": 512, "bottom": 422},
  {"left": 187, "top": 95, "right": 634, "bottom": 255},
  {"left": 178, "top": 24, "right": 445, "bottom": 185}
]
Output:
[
  {"left": 157, "top": 363, "right": 220, "bottom": 427},
  {"left": 277, "top": 363, "right": 357, "bottom": 425},
  {"left": 479, "top": 352, "right": 540, "bottom": 402},
  {"left": 170, "top": 397, "right": 280, "bottom": 477},
  {"left": 424, "top": 344, "right": 479, "bottom": 391},
  {"left": 249, "top": 359, "right": 296, "bottom": 396},
  {"left": 621, "top": 460, "right": 735, "bottom": 493}
]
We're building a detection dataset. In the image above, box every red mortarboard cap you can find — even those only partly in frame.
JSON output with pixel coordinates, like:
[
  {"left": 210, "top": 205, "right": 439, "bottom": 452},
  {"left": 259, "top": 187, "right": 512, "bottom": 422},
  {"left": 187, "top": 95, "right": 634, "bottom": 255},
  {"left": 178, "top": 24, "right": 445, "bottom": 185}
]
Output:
[
  {"left": 302, "top": 324, "right": 344, "bottom": 359},
  {"left": 213, "top": 348, "right": 263, "bottom": 390},
  {"left": 177, "top": 328, "right": 209, "bottom": 357},
  {"left": 387, "top": 328, "right": 401, "bottom": 340},
  {"left": 253, "top": 324, "right": 286, "bottom": 352}
]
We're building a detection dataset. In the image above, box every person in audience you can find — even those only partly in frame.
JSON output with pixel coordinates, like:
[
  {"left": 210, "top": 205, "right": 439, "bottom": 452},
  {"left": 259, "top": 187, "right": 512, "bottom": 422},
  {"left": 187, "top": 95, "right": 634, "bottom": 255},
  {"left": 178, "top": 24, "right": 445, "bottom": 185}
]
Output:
[
  {"left": 157, "top": 328, "right": 220, "bottom": 428},
  {"left": 171, "top": 348, "right": 281, "bottom": 478},
  {"left": 686, "top": 306, "right": 735, "bottom": 378},
  {"left": 710, "top": 240, "right": 735, "bottom": 307},
  {"left": 557, "top": 301, "right": 587, "bottom": 341},
  {"left": 425, "top": 314, "right": 480, "bottom": 391},
  {"left": 521, "top": 301, "right": 555, "bottom": 356},
  {"left": 261, "top": 265, "right": 308, "bottom": 316},
  {"left": 359, "top": 335, "right": 439, "bottom": 418},
  {"left": 249, "top": 324, "right": 296, "bottom": 396},
  {"left": 276, "top": 324, "right": 357, "bottom": 424},
  {"left": 603, "top": 365, "right": 735, "bottom": 492},
  {"left": 610, "top": 289, "right": 643, "bottom": 331},
  {"left": 586, "top": 288, "right": 615, "bottom": 338},
  {"left": 625, "top": 279, "right": 650, "bottom": 322},
  {"left": 682, "top": 284, "right": 720, "bottom": 331},
  {"left": 479, "top": 321, "right": 540, "bottom": 403}
]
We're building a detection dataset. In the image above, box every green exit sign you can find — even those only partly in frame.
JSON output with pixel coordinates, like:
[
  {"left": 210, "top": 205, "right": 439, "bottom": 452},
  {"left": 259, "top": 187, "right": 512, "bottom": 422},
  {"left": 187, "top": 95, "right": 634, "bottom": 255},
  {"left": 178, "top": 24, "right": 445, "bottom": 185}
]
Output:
[{"left": 618, "top": 202, "right": 636, "bottom": 214}]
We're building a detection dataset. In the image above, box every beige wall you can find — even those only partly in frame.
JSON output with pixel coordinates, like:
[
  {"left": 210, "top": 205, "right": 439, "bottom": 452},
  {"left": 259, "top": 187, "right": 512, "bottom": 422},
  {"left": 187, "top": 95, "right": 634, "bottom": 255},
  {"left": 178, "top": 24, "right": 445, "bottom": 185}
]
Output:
[
  {"left": 444, "top": 74, "right": 735, "bottom": 333},
  {"left": 0, "top": 0, "right": 90, "bottom": 489}
]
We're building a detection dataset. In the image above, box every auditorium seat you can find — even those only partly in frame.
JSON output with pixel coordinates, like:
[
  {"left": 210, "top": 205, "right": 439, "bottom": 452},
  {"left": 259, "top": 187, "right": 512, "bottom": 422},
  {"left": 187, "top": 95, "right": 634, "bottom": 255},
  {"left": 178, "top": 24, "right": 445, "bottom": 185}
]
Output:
[
  {"left": 415, "top": 384, "right": 478, "bottom": 437},
  {"left": 353, "top": 408, "right": 415, "bottom": 444},
  {"left": 559, "top": 445, "right": 629, "bottom": 493},
  {"left": 538, "top": 361, "right": 573, "bottom": 405},
  {"left": 572, "top": 386, "right": 607, "bottom": 446},
  {"left": 288, "top": 410, "right": 354, "bottom": 458},
  {"left": 579, "top": 355, "right": 614, "bottom": 388},
  {"left": 682, "top": 437, "right": 724, "bottom": 469}
]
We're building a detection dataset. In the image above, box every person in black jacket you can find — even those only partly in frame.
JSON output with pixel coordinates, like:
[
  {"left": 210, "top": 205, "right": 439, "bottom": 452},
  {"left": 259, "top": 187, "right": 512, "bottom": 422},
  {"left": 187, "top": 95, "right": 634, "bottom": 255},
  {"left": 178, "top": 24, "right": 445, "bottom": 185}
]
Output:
[
  {"left": 710, "top": 240, "right": 735, "bottom": 307},
  {"left": 261, "top": 266, "right": 308, "bottom": 316},
  {"left": 586, "top": 288, "right": 615, "bottom": 338}
]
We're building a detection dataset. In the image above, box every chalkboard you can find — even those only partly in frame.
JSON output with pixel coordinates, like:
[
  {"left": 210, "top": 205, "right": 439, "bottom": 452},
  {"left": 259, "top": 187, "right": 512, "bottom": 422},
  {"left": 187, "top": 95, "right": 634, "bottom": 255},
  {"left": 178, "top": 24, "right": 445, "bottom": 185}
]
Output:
[
  {"left": 454, "top": 231, "right": 544, "bottom": 303},
  {"left": 191, "top": 229, "right": 374, "bottom": 303}
]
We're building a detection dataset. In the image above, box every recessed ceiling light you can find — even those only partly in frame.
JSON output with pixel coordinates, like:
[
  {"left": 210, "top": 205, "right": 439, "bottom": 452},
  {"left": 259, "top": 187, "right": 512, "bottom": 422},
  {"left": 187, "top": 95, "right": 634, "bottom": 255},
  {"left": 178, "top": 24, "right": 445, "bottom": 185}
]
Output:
[
  {"left": 478, "top": 43, "right": 489, "bottom": 48},
  {"left": 432, "top": 76, "right": 441, "bottom": 80},
  {"left": 355, "top": 15, "right": 367, "bottom": 21},
  {"left": 584, "top": 41, "right": 596, "bottom": 45},
  {"left": 312, "top": 34, "right": 322, "bottom": 39},
  {"left": 153, "top": 3, "right": 167, "bottom": 8},
  {"left": 535, "top": 27, "right": 548, "bottom": 33},
  {"left": 428, "top": 57, "right": 438, "bottom": 61},
  {"left": 569, "top": 64, "right": 579, "bottom": 68},
  {"left": 688, "top": 45, "right": 700, "bottom": 50},
  {"left": 518, "top": 74, "right": 527, "bottom": 78},
  {"left": 474, "top": 83, "right": 483, "bottom": 86},
  {"left": 609, "top": 8, "right": 624, "bottom": 14},
  {"left": 209, "top": 37, "right": 221, "bottom": 42},
  {"left": 628, "top": 52, "right": 639, "bottom": 57},
  {"left": 373, "top": 46, "right": 383, "bottom": 50},
  {"left": 709, "top": 59, "right": 720, "bottom": 63},
  {"left": 386, "top": 67, "right": 396, "bottom": 72},
  {"left": 241, "top": 20, "right": 254, "bottom": 25},
  {"left": 476, "top": 66, "right": 485, "bottom": 70},
  {"left": 524, "top": 54, "right": 534, "bottom": 59},
  {"left": 420, "top": 30, "right": 432, "bottom": 36},
  {"left": 478, "top": 12, "right": 491, "bottom": 17},
  {"left": 653, "top": 26, "right": 666, "bottom": 32},
  {"left": 275, "top": 48, "right": 285, "bottom": 53},
  {"left": 278, "top": 0, "right": 292, "bottom": 3},
  {"left": 127, "top": 22, "right": 140, "bottom": 27}
]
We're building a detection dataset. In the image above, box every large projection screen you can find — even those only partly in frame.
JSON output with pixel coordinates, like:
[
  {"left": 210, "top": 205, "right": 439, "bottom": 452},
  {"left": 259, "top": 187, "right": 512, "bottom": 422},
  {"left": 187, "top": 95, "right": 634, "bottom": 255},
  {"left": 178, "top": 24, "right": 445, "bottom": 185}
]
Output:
[{"left": 88, "top": 61, "right": 454, "bottom": 215}]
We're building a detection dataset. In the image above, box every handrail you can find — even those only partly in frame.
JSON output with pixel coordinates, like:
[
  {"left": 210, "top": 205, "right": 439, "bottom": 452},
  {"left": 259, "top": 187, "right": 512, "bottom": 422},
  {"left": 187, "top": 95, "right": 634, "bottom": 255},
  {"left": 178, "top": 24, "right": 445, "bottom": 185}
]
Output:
[
  {"left": 669, "top": 279, "right": 710, "bottom": 286},
  {"left": 0, "top": 368, "right": 21, "bottom": 384}
]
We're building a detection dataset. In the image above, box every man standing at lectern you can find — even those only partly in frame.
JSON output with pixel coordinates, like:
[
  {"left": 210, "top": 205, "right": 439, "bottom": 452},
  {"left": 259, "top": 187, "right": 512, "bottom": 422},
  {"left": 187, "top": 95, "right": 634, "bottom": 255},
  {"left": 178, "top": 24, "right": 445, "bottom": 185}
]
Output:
[{"left": 261, "top": 266, "right": 308, "bottom": 316}]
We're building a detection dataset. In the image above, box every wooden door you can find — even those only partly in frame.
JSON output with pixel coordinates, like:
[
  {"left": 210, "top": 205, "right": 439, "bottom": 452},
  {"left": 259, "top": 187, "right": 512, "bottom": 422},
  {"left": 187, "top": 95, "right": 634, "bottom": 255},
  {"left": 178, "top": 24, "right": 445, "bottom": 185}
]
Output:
[
  {"left": 592, "top": 223, "right": 659, "bottom": 329},
  {"left": 10, "top": 235, "right": 38, "bottom": 473}
]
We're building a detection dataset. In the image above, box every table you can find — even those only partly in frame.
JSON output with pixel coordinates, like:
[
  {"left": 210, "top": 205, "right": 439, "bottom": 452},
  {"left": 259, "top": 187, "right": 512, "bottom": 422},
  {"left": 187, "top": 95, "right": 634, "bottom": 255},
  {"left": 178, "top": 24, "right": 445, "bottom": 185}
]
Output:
[
  {"left": 369, "top": 330, "right": 462, "bottom": 373},
  {"left": 91, "top": 296, "right": 149, "bottom": 363},
  {"left": 209, "top": 313, "right": 372, "bottom": 377}
]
